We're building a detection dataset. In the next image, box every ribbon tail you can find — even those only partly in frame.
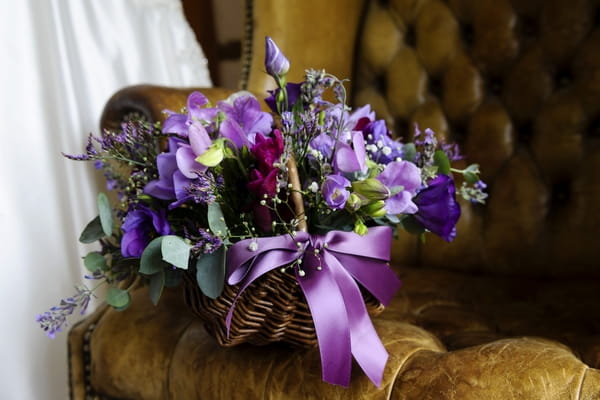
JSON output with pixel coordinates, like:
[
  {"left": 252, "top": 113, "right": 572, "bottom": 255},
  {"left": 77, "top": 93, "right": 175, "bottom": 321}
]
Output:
[
  {"left": 324, "top": 252, "right": 389, "bottom": 387},
  {"left": 298, "top": 251, "right": 352, "bottom": 387}
]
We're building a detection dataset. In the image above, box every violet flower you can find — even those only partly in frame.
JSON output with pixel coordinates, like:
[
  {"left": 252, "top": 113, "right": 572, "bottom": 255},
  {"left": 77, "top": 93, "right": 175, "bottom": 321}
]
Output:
[
  {"left": 121, "top": 205, "right": 172, "bottom": 258},
  {"left": 265, "top": 36, "right": 290, "bottom": 77},
  {"left": 265, "top": 82, "right": 302, "bottom": 113},
  {"left": 375, "top": 161, "right": 421, "bottom": 215},
  {"left": 321, "top": 174, "right": 351, "bottom": 210},
  {"left": 363, "top": 119, "right": 403, "bottom": 164},
  {"left": 218, "top": 92, "right": 273, "bottom": 148},
  {"left": 162, "top": 91, "right": 218, "bottom": 136},
  {"left": 333, "top": 131, "right": 368, "bottom": 174},
  {"left": 36, "top": 286, "right": 93, "bottom": 339},
  {"left": 144, "top": 137, "right": 182, "bottom": 200},
  {"left": 413, "top": 174, "right": 461, "bottom": 242}
]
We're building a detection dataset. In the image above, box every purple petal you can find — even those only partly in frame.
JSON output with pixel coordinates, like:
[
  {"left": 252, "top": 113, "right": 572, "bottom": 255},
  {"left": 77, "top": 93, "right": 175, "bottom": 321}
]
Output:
[
  {"left": 162, "top": 113, "right": 188, "bottom": 135},
  {"left": 384, "top": 191, "right": 418, "bottom": 215},
  {"left": 176, "top": 145, "right": 206, "bottom": 179},
  {"left": 189, "top": 122, "right": 211, "bottom": 155}
]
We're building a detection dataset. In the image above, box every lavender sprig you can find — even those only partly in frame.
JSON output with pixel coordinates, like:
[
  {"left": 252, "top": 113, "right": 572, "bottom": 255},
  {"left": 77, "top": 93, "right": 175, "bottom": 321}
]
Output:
[{"left": 36, "top": 286, "right": 95, "bottom": 339}]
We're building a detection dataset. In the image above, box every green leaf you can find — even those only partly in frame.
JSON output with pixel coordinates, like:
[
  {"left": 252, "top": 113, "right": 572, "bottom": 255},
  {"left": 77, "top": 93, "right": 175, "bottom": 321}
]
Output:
[
  {"left": 464, "top": 164, "right": 481, "bottom": 184},
  {"left": 196, "top": 246, "right": 226, "bottom": 299},
  {"left": 83, "top": 252, "right": 106, "bottom": 272},
  {"left": 433, "top": 150, "right": 451, "bottom": 175},
  {"left": 139, "top": 237, "right": 169, "bottom": 275},
  {"left": 402, "top": 143, "right": 416, "bottom": 162},
  {"left": 79, "top": 216, "right": 104, "bottom": 243},
  {"left": 161, "top": 235, "right": 191, "bottom": 270},
  {"left": 164, "top": 268, "right": 183, "bottom": 288},
  {"left": 399, "top": 215, "right": 426, "bottom": 235},
  {"left": 208, "top": 202, "right": 228, "bottom": 237},
  {"left": 149, "top": 270, "right": 165, "bottom": 306},
  {"left": 106, "top": 287, "right": 130, "bottom": 308},
  {"left": 97, "top": 193, "right": 113, "bottom": 237}
]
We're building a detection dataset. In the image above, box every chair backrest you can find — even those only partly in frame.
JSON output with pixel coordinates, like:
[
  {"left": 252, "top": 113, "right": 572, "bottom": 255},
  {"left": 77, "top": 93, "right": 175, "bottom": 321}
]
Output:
[{"left": 244, "top": 0, "right": 600, "bottom": 277}]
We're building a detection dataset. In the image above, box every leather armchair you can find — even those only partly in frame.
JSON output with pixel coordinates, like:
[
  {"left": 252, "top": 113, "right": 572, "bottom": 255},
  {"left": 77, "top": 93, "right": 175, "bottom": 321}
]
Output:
[{"left": 69, "top": 0, "right": 600, "bottom": 398}]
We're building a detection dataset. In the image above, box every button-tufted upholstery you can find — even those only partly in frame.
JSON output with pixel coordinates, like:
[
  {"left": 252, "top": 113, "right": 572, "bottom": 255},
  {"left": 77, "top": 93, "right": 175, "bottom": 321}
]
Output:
[{"left": 69, "top": 0, "right": 600, "bottom": 398}]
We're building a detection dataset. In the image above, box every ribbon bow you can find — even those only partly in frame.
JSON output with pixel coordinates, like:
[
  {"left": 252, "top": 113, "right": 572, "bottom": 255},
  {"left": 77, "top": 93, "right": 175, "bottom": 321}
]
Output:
[{"left": 225, "top": 226, "right": 401, "bottom": 387}]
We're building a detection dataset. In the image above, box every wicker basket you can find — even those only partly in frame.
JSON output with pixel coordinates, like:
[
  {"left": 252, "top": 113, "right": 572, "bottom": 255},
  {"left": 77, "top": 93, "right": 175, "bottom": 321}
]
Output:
[
  {"left": 183, "top": 267, "right": 384, "bottom": 348},
  {"left": 182, "top": 157, "right": 385, "bottom": 348}
]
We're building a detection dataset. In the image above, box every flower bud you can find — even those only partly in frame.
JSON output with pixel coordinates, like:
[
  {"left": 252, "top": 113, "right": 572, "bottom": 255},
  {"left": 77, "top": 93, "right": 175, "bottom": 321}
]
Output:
[
  {"left": 351, "top": 178, "right": 390, "bottom": 200},
  {"left": 353, "top": 220, "right": 369, "bottom": 236},
  {"left": 265, "top": 36, "right": 290, "bottom": 77},
  {"left": 360, "top": 200, "right": 387, "bottom": 218},
  {"left": 345, "top": 193, "right": 363, "bottom": 211}
]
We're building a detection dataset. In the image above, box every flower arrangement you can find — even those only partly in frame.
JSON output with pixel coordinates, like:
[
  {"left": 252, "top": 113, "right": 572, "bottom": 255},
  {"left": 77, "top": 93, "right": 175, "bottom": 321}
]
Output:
[{"left": 38, "top": 37, "right": 486, "bottom": 386}]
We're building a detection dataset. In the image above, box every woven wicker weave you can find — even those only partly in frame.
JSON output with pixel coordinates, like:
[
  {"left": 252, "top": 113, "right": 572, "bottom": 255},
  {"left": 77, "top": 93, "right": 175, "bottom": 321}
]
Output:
[
  {"left": 182, "top": 157, "right": 385, "bottom": 348},
  {"left": 183, "top": 268, "right": 384, "bottom": 348}
]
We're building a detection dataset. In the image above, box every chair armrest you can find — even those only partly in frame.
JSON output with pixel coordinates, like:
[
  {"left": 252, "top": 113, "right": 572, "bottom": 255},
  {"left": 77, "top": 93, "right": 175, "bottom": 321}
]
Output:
[{"left": 99, "top": 85, "right": 237, "bottom": 131}]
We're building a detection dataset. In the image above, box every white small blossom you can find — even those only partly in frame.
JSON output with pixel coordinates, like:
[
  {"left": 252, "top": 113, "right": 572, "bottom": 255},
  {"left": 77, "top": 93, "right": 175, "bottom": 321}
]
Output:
[{"left": 309, "top": 181, "right": 319, "bottom": 193}]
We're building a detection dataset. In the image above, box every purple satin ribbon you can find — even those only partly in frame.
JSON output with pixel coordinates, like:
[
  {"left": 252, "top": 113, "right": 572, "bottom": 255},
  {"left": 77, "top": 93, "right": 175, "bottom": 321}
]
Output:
[{"left": 225, "top": 226, "right": 402, "bottom": 387}]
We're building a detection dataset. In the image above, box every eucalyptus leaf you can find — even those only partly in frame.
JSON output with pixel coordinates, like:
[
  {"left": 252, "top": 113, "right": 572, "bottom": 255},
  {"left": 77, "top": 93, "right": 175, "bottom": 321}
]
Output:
[
  {"left": 196, "top": 246, "right": 226, "bottom": 299},
  {"left": 139, "top": 237, "right": 169, "bottom": 275},
  {"left": 433, "top": 150, "right": 451, "bottom": 175},
  {"left": 106, "top": 287, "right": 130, "bottom": 308},
  {"left": 165, "top": 268, "right": 183, "bottom": 288},
  {"left": 97, "top": 193, "right": 113, "bottom": 237},
  {"left": 208, "top": 202, "right": 228, "bottom": 237},
  {"left": 83, "top": 252, "right": 106, "bottom": 273},
  {"left": 402, "top": 143, "right": 416, "bottom": 162},
  {"left": 149, "top": 270, "right": 166, "bottom": 306},
  {"left": 79, "top": 216, "right": 104, "bottom": 243},
  {"left": 161, "top": 235, "right": 191, "bottom": 270}
]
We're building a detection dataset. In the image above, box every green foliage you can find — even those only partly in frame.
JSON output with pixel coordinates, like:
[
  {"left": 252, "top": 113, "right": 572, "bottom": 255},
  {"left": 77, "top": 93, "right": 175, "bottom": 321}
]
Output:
[
  {"left": 161, "top": 235, "right": 191, "bottom": 270},
  {"left": 139, "top": 237, "right": 169, "bottom": 275},
  {"left": 149, "top": 270, "right": 165, "bottom": 306},
  {"left": 433, "top": 150, "right": 451, "bottom": 175},
  {"left": 79, "top": 216, "right": 104, "bottom": 244},
  {"left": 196, "top": 246, "right": 226, "bottom": 299},
  {"left": 208, "top": 202, "right": 228, "bottom": 237},
  {"left": 97, "top": 192, "right": 113, "bottom": 237},
  {"left": 83, "top": 252, "right": 106, "bottom": 272},
  {"left": 106, "top": 287, "right": 130, "bottom": 309}
]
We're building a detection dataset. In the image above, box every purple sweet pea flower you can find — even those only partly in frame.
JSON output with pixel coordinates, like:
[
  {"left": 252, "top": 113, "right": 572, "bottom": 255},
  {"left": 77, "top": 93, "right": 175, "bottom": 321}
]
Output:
[
  {"left": 264, "top": 36, "right": 290, "bottom": 77},
  {"left": 413, "top": 174, "right": 461, "bottom": 242},
  {"left": 144, "top": 137, "right": 183, "bottom": 200},
  {"left": 218, "top": 92, "right": 273, "bottom": 148},
  {"left": 376, "top": 161, "right": 421, "bottom": 215},
  {"left": 121, "top": 205, "right": 172, "bottom": 258},
  {"left": 321, "top": 174, "right": 351, "bottom": 210},
  {"left": 162, "top": 91, "right": 218, "bottom": 136},
  {"left": 333, "top": 131, "right": 368, "bottom": 174},
  {"left": 175, "top": 122, "right": 211, "bottom": 178},
  {"left": 309, "top": 132, "right": 335, "bottom": 160}
]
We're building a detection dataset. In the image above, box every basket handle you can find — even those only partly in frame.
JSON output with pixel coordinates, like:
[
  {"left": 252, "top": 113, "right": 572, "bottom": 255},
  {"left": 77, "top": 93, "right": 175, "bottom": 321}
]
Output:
[{"left": 286, "top": 157, "right": 308, "bottom": 232}]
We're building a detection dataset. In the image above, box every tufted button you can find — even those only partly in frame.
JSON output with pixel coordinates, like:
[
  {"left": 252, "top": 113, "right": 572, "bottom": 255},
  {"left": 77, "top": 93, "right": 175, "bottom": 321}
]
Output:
[
  {"left": 487, "top": 76, "right": 504, "bottom": 96},
  {"left": 404, "top": 24, "right": 416, "bottom": 47},
  {"left": 554, "top": 67, "right": 574, "bottom": 89}
]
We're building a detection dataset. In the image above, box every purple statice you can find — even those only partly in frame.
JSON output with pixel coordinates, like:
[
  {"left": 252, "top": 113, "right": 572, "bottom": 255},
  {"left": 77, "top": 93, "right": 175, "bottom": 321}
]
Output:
[
  {"left": 301, "top": 69, "right": 335, "bottom": 105},
  {"left": 442, "top": 142, "right": 463, "bottom": 162},
  {"left": 321, "top": 174, "right": 351, "bottom": 210},
  {"left": 413, "top": 124, "right": 437, "bottom": 167},
  {"left": 362, "top": 119, "right": 403, "bottom": 165},
  {"left": 36, "top": 286, "right": 93, "bottom": 339},
  {"left": 413, "top": 174, "right": 461, "bottom": 242},
  {"left": 172, "top": 170, "right": 222, "bottom": 208},
  {"left": 191, "top": 228, "right": 224, "bottom": 255},
  {"left": 121, "top": 204, "right": 172, "bottom": 258}
]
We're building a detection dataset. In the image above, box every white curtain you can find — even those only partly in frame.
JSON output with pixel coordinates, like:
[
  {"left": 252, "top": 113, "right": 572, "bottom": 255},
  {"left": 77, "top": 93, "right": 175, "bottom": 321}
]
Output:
[{"left": 0, "top": 1, "right": 212, "bottom": 398}]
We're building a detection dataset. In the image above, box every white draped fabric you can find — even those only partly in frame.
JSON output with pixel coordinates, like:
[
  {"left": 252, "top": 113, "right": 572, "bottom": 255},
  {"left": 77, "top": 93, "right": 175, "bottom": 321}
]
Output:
[{"left": 0, "top": 1, "right": 212, "bottom": 398}]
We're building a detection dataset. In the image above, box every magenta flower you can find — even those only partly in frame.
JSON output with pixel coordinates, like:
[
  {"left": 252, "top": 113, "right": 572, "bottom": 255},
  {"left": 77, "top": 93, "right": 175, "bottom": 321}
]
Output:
[
  {"left": 413, "top": 174, "right": 461, "bottom": 242},
  {"left": 376, "top": 161, "right": 421, "bottom": 215},
  {"left": 321, "top": 174, "right": 351, "bottom": 210},
  {"left": 121, "top": 205, "right": 172, "bottom": 258}
]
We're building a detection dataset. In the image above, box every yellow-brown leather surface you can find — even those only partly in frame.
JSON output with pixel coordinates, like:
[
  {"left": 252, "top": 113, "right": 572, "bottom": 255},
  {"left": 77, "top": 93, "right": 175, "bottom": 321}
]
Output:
[{"left": 69, "top": 0, "right": 600, "bottom": 398}]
